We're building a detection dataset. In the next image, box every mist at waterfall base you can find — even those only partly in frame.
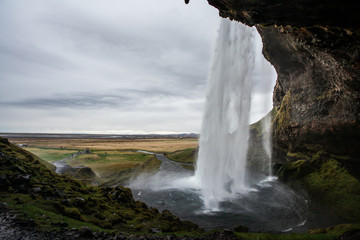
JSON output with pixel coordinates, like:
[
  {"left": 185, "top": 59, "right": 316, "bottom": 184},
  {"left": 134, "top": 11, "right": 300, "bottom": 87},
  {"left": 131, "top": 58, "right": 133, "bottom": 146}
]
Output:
[{"left": 128, "top": 19, "right": 309, "bottom": 232}]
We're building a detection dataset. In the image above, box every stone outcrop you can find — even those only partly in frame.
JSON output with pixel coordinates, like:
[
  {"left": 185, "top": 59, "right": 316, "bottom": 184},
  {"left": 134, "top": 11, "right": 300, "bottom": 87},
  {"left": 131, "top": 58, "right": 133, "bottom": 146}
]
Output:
[
  {"left": 259, "top": 25, "right": 360, "bottom": 158},
  {"left": 207, "top": 0, "right": 360, "bottom": 158},
  {"left": 207, "top": 0, "right": 360, "bottom": 28}
]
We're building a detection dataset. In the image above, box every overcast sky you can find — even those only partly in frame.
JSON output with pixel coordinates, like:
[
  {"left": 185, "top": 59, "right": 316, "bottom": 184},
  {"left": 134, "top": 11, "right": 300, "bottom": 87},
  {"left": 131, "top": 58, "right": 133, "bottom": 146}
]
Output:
[{"left": 0, "top": 0, "right": 276, "bottom": 134}]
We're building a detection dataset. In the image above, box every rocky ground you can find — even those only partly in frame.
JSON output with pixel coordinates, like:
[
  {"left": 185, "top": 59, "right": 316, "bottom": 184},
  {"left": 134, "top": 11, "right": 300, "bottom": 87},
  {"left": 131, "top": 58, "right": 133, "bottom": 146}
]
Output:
[{"left": 0, "top": 203, "right": 241, "bottom": 240}]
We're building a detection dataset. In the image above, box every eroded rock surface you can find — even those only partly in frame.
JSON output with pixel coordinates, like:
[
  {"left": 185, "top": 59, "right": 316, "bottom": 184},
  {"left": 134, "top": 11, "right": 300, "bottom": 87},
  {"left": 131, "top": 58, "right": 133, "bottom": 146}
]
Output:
[
  {"left": 258, "top": 25, "right": 360, "bottom": 157},
  {"left": 207, "top": 0, "right": 360, "bottom": 28}
]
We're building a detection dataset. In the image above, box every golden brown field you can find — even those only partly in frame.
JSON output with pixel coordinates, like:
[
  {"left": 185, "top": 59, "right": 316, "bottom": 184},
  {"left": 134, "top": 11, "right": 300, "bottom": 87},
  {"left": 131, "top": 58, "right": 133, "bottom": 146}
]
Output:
[
  {"left": 8, "top": 137, "right": 199, "bottom": 185},
  {"left": 9, "top": 137, "right": 198, "bottom": 152}
]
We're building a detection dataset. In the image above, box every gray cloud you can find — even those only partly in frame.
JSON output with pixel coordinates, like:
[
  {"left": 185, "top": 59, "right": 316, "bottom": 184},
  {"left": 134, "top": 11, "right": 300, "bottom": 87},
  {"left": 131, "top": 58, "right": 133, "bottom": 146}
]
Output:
[
  {"left": 0, "top": 0, "right": 275, "bottom": 134},
  {"left": 1, "top": 93, "right": 132, "bottom": 109}
]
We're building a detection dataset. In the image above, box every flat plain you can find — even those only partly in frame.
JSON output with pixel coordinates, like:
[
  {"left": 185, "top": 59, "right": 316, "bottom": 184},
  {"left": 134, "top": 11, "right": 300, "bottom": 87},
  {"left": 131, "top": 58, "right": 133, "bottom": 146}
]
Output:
[{"left": 7, "top": 137, "right": 198, "bottom": 184}]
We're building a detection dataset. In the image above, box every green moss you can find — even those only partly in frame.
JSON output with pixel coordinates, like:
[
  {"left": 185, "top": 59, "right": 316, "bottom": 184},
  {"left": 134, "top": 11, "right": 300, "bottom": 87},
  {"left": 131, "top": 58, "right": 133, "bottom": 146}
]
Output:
[
  {"left": 304, "top": 159, "right": 360, "bottom": 220},
  {"left": 165, "top": 148, "right": 197, "bottom": 164},
  {"left": 286, "top": 152, "right": 310, "bottom": 160},
  {"left": 274, "top": 90, "right": 292, "bottom": 135},
  {"left": 100, "top": 155, "right": 162, "bottom": 186},
  {"left": 235, "top": 232, "right": 338, "bottom": 240},
  {"left": 26, "top": 147, "right": 79, "bottom": 162},
  {"left": 309, "top": 223, "right": 360, "bottom": 235},
  {"left": 279, "top": 152, "right": 360, "bottom": 222},
  {"left": 62, "top": 207, "right": 81, "bottom": 220},
  {"left": 180, "top": 164, "right": 195, "bottom": 171}
]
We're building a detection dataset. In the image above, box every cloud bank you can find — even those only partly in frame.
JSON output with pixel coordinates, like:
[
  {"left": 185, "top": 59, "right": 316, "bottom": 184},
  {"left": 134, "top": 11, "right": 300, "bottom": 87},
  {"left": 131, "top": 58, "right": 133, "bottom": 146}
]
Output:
[{"left": 0, "top": 0, "right": 275, "bottom": 134}]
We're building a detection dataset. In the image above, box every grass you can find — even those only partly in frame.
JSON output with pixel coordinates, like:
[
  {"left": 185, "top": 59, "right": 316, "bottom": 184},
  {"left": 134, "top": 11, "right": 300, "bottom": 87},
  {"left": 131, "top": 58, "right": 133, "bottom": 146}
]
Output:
[
  {"left": 26, "top": 147, "right": 79, "bottom": 162},
  {"left": 0, "top": 137, "right": 200, "bottom": 233},
  {"left": 9, "top": 137, "right": 199, "bottom": 152},
  {"left": 98, "top": 156, "right": 162, "bottom": 186},
  {"left": 235, "top": 232, "right": 338, "bottom": 240},
  {"left": 68, "top": 150, "right": 155, "bottom": 178},
  {"left": 0, "top": 193, "right": 107, "bottom": 232},
  {"left": 165, "top": 148, "right": 197, "bottom": 164},
  {"left": 10, "top": 137, "right": 199, "bottom": 185}
]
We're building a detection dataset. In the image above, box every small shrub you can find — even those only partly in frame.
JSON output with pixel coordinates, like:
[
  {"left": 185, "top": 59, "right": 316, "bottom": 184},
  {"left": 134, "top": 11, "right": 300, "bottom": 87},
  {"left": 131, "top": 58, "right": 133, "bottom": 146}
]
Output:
[{"left": 63, "top": 207, "right": 81, "bottom": 220}]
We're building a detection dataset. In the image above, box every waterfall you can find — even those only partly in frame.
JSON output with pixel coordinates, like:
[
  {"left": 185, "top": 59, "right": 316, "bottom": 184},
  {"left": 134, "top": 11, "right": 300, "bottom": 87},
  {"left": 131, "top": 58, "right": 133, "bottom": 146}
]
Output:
[
  {"left": 261, "top": 112, "right": 273, "bottom": 177},
  {"left": 194, "top": 19, "right": 271, "bottom": 210}
]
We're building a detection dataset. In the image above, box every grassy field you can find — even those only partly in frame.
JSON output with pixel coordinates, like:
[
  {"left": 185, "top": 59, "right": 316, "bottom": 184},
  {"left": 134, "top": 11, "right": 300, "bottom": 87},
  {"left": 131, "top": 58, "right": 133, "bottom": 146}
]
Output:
[
  {"left": 165, "top": 148, "right": 197, "bottom": 164},
  {"left": 0, "top": 138, "right": 200, "bottom": 233},
  {"left": 68, "top": 150, "right": 155, "bottom": 178},
  {"left": 24, "top": 147, "right": 79, "bottom": 162},
  {"left": 8, "top": 137, "right": 199, "bottom": 185},
  {"left": 9, "top": 137, "right": 198, "bottom": 152}
]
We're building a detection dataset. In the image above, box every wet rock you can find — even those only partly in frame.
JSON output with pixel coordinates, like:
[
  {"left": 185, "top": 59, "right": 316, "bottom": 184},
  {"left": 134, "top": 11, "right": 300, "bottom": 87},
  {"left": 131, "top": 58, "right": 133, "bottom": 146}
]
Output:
[
  {"left": 61, "top": 199, "right": 70, "bottom": 206},
  {"left": 13, "top": 174, "right": 31, "bottom": 185},
  {"left": 257, "top": 25, "right": 360, "bottom": 158},
  {"left": 14, "top": 166, "right": 26, "bottom": 175},
  {"left": 208, "top": 230, "right": 238, "bottom": 240},
  {"left": 80, "top": 226, "right": 93, "bottom": 238},
  {"left": 337, "top": 230, "right": 360, "bottom": 240},
  {"left": 15, "top": 218, "right": 36, "bottom": 228},
  {"left": 13, "top": 198, "right": 23, "bottom": 205},
  {"left": 233, "top": 225, "right": 249, "bottom": 233},
  {"left": 73, "top": 197, "right": 85, "bottom": 205},
  {"left": 207, "top": 0, "right": 360, "bottom": 28},
  {"left": 151, "top": 228, "right": 161, "bottom": 233},
  {"left": 32, "top": 187, "right": 42, "bottom": 193},
  {"left": 51, "top": 221, "right": 69, "bottom": 228},
  {"left": 54, "top": 189, "right": 65, "bottom": 198},
  {"left": 0, "top": 137, "right": 10, "bottom": 145}
]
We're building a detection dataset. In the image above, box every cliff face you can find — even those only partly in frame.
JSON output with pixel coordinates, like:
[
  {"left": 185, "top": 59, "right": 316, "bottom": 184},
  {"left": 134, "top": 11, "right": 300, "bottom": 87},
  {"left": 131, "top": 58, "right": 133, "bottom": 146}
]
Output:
[
  {"left": 259, "top": 26, "right": 360, "bottom": 157},
  {"left": 207, "top": 0, "right": 360, "bottom": 28},
  {"left": 207, "top": 0, "right": 360, "bottom": 158}
]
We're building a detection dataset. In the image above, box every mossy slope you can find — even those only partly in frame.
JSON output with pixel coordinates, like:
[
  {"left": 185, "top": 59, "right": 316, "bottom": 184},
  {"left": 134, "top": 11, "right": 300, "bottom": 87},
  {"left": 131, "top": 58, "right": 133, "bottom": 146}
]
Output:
[
  {"left": 278, "top": 152, "right": 360, "bottom": 223},
  {"left": 0, "top": 137, "right": 199, "bottom": 233},
  {"left": 165, "top": 148, "right": 197, "bottom": 164}
]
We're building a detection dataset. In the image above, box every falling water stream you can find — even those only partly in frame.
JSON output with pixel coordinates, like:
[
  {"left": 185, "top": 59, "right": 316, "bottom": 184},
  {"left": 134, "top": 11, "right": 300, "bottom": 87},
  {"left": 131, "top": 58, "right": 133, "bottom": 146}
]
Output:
[
  {"left": 194, "top": 17, "right": 266, "bottom": 210},
  {"left": 128, "top": 19, "right": 309, "bottom": 232}
]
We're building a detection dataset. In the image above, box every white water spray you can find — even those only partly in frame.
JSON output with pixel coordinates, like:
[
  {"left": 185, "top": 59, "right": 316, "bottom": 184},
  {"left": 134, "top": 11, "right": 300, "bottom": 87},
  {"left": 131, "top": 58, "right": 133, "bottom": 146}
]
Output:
[
  {"left": 261, "top": 112, "right": 274, "bottom": 177},
  {"left": 194, "top": 19, "right": 274, "bottom": 209}
]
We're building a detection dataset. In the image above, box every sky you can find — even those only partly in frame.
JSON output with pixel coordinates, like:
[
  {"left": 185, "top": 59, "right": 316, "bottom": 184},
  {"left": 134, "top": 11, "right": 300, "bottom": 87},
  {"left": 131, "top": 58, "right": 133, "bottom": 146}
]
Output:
[{"left": 0, "top": 0, "right": 276, "bottom": 134}]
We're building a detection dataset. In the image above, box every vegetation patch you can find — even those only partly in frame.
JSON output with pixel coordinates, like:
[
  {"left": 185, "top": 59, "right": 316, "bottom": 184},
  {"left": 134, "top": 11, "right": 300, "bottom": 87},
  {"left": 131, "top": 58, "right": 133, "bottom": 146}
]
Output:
[
  {"left": 235, "top": 232, "right": 338, "bottom": 240},
  {"left": 26, "top": 147, "right": 79, "bottom": 162},
  {"left": 9, "top": 137, "right": 198, "bottom": 152},
  {"left": 0, "top": 137, "right": 199, "bottom": 234},
  {"left": 274, "top": 90, "right": 292, "bottom": 136},
  {"left": 165, "top": 148, "right": 197, "bottom": 164},
  {"left": 100, "top": 156, "right": 162, "bottom": 186},
  {"left": 278, "top": 151, "right": 360, "bottom": 222},
  {"left": 2, "top": 137, "right": 360, "bottom": 239}
]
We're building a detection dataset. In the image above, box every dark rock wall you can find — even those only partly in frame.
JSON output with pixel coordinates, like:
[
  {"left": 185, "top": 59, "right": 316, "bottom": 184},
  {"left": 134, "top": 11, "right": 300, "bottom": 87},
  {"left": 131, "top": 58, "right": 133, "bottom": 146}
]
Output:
[
  {"left": 207, "top": 0, "right": 360, "bottom": 28},
  {"left": 207, "top": 0, "right": 360, "bottom": 158},
  {"left": 258, "top": 26, "right": 360, "bottom": 157}
]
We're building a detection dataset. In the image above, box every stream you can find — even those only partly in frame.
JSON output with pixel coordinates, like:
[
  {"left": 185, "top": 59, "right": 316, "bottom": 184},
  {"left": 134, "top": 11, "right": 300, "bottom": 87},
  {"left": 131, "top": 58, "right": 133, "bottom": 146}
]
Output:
[{"left": 53, "top": 151, "right": 90, "bottom": 174}]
